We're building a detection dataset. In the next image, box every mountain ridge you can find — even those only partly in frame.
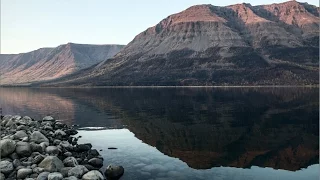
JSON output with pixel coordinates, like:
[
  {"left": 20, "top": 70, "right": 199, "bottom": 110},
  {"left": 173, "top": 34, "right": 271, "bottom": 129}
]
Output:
[
  {"left": 41, "top": 1, "right": 318, "bottom": 86},
  {"left": 0, "top": 43, "right": 125, "bottom": 85}
]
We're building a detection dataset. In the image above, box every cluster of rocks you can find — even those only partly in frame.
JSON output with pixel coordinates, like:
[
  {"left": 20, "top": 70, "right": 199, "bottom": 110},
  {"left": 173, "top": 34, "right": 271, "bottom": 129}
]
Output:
[{"left": 0, "top": 115, "right": 124, "bottom": 180}]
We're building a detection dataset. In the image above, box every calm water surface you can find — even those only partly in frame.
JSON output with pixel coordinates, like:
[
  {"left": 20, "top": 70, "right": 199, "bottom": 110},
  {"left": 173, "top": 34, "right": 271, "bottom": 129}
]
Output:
[{"left": 0, "top": 87, "right": 318, "bottom": 180}]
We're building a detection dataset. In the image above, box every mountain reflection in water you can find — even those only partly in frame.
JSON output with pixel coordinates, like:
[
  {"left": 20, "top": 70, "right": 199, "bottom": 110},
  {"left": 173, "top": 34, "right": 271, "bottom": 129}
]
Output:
[{"left": 0, "top": 87, "right": 318, "bottom": 172}]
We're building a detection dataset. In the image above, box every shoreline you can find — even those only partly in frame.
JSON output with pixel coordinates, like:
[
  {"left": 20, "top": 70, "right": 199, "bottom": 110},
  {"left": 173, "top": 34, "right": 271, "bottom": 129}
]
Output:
[
  {"left": 0, "top": 85, "right": 319, "bottom": 88},
  {"left": 0, "top": 115, "right": 124, "bottom": 180}
]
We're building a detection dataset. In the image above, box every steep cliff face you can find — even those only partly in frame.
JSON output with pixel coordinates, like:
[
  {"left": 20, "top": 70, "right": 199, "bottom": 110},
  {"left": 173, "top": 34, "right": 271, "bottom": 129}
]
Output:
[
  {"left": 46, "top": 1, "right": 319, "bottom": 86},
  {"left": 257, "top": 1, "right": 319, "bottom": 37},
  {"left": 0, "top": 43, "right": 124, "bottom": 85}
]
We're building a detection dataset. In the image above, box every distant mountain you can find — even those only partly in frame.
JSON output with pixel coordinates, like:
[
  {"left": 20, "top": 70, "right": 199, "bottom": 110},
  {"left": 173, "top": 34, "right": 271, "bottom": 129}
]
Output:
[
  {"left": 0, "top": 43, "right": 124, "bottom": 85},
  {"left": 45, "top": 1, "right": 319, "bottom": 86}
]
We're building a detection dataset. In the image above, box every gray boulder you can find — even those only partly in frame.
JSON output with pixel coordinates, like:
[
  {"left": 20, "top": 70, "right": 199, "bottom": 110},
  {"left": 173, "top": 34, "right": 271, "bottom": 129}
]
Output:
[
  {"left": 0, "top": 161, "right": 14, "bottom": 174},
  {"left": 15, "top": 141, "right": 32, "bottom": 157},
  {"left": 54, "top": 130, "right": 66, "bottom": 136},
  {"left": 46, "top": 146, "right": 59, "bottom": 155},
  {"left": 83, "top": 164, "right": 96, "bottom": 171},
  {"left": 2, "top": 135, "right": 14, "bottom": 140},
  {"left": 30, "top": 142, "right": 43, "bottom": 153},
  {"left": 17, "top": 168, "right": 33, "bottom": 179},
  {"left": 0, "top": 139, "right": 16, "bottom": 157},
  {"left": 16, "top": 165, "right": 24, "bottom": 170},
  {"left": 41, "top": 121, "right": 53, "bottom": 126},
  {"left": 48, "top": 172, "right": 63, "bottom": 180},
  {"left": 18, "top": 116, "right": 32, "bottom": 125},
  {"left": 63, "top": 157, "right": 78, "bottom": 167},
  {"left": 22, "top": 137, "right": 29, "bottom": 142},
  {"left": 87, "top": 149, "right": 99, "bottom": 159},
  {"left": 67, "top": 165, "right": 88, "bottom": 178},
  {"left": 21, "top": 116, "right": 32, "bottom": 121},
  {"left": 32, "top": 154, "right": 45, "bottom": 164},
  {"left": 30, "top": 151, "right": 41, "bottom": 157},
  {"left": 33, "top": 167, "right": 45, "bottom": 174},
  {"left": 1, "top": 115, "right": 12, "bottom": 126},
  {"left": 37, "top": 172, "right": 50, "bottom": 180},
  {"left": 0, "top": 173, "right": 5, "bottom": 180},
  {"left": 63, "top": 176, "right": 78, "bottom": 180},
  {"left": 9, "top": 152, "right": 19, "bottom": 160},
  {"left": 44, "top": 125, "right": 53, "bottom": 131},
  {"left": 30, "top": 131, "right": 49, "bottom": 143},
  {"left": 12, "top": 115, "right": 22, "bottom": 120},
  {"left": 88, "top": 158, "right": 103, "bottom": 168},
  {"left": 82, "top": 170, "right": 104, "bottom": 180},
  {"left": 30, "top": 173, "right": 39, "bottom": 178},
  {"left": 60, "top": 167, "right": 72, "bottom": 177},
  {"left": 31, "top": 164, "right": 37, "bottom": 169},
  {"left": 14, "top": 130, "right": 28, "bottom": 139},
  {"left": 39, "top": 142, "right": 49, "bottom": 152},
  {"left": 104, "top": 165, "right": 124, "bottom": 180},
  {"left": 12, "top": 159, "right": 21, "bottom": 167},
  {"left": 21, "top": 160, "right": 33, "bottom": 166},
  {"left": 1, "top": 135, "right": 12, "bottom": 140},
  {"left": 54, "top": 122, "right": 65, "bottom": 129},
  {"left": 59, "top": 141, "right": 72, "bottom": 150},
  {"left": 17, "top": 125, "right": 28, "bottom": 130},
  {"left": 53, "top": 139, "right": 61, "bottom": 145},
  {"left": 63, "top": 152, "right": 72, "bottom": 157},
  {"left": 29, "top": 121, "right": 40, "bottom": 128},
  {"left": 5, "top": 118, "right": 15, "bottom": 127},
  {"left": 38, "top": 156, "right": 64, "bottom": 172},
  {"left": 43, "top": 116, "right": 55, "bottom": 122}
]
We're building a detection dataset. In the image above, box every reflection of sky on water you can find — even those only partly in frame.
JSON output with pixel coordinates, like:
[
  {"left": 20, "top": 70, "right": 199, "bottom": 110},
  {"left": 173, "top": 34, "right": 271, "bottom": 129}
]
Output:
[{"left": 77, "top": 129, "right": 319, "bottom": 180}]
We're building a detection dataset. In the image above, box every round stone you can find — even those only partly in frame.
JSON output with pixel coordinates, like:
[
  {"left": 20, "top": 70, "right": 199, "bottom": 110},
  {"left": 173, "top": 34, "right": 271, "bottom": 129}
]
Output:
[
  {"left": 17, "top": 168, "right": 33, "bottom": 179},
  {"left": 46, "top": 146, "right": 59, "bottom": 155},
  {"left": 0, "top": 161, "right": 14, "bottom": 174},
  {"left": 0, "top": 139, "right": 16, "bottom": 157},
  {"left": 82, "top": 170, "right": 104, "bottom": 180},
  {"left": 47, "top": 172, "right": 63, "bottom": 180}
]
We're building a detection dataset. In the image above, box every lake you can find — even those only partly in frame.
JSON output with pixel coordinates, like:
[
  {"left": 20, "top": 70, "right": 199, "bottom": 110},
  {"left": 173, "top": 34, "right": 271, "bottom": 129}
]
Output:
[{"left": 0, "top": 87, "right": 318, "bottom": 180}]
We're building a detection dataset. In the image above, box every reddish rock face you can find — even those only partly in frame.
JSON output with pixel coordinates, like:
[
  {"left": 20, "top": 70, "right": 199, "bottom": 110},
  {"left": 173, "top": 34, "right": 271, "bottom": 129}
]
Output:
[
  {"left": 259, "top": 1, "right": 319, "bottom": 27},
  {"left": 0, "top": 43, "right": 124, "bottom": 85},
  {"left": 44, "top": 1, "right": 318, "bottom": 86},
  {"left": 121, "top": 1, "right": 318, "bottom": 55}
]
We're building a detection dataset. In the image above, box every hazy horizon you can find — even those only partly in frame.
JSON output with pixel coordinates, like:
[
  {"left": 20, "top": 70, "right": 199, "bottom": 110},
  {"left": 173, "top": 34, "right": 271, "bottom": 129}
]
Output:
[{"left": 1, "top": 0, "right": 318, "bottom": 54}]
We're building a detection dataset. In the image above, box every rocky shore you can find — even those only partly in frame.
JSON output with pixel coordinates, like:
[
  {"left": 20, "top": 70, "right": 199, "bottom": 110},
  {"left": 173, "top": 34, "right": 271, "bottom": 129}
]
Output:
[{"left": 0, "top": 115, "right": 124, "bottom": 180}]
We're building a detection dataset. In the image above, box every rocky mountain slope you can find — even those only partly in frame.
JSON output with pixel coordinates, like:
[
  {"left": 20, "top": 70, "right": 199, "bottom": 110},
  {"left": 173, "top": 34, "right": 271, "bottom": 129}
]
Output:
[
  {"left": 0, "top": 43, "right": 124, "bottom": 85},
  {"left": 46, "top": 1, "right": 319, "bottom": 86}
]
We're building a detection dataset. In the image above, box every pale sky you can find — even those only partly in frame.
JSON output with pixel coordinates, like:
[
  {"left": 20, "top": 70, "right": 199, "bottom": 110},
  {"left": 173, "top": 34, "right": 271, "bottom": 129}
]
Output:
[{"left": 1, "top": 0, "right": 318, "bottom": 54}]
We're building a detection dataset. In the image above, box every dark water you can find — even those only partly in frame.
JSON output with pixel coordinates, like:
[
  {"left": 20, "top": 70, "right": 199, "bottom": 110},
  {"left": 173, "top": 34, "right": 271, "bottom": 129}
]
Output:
[{"left": 0, "top": 87, "right": 319, "bottom": 180}]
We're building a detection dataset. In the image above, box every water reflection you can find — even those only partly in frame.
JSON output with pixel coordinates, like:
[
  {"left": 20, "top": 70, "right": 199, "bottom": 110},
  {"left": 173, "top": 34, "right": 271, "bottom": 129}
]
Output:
[
  {"left": 0, "top": 88, "right": 75, "bottom": 124},
  {"left": 0, "top": 87, "right": 318, "bottom": 172},
  {"left": 78, "top": 129, "right": 319, "bottom": 180}
]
